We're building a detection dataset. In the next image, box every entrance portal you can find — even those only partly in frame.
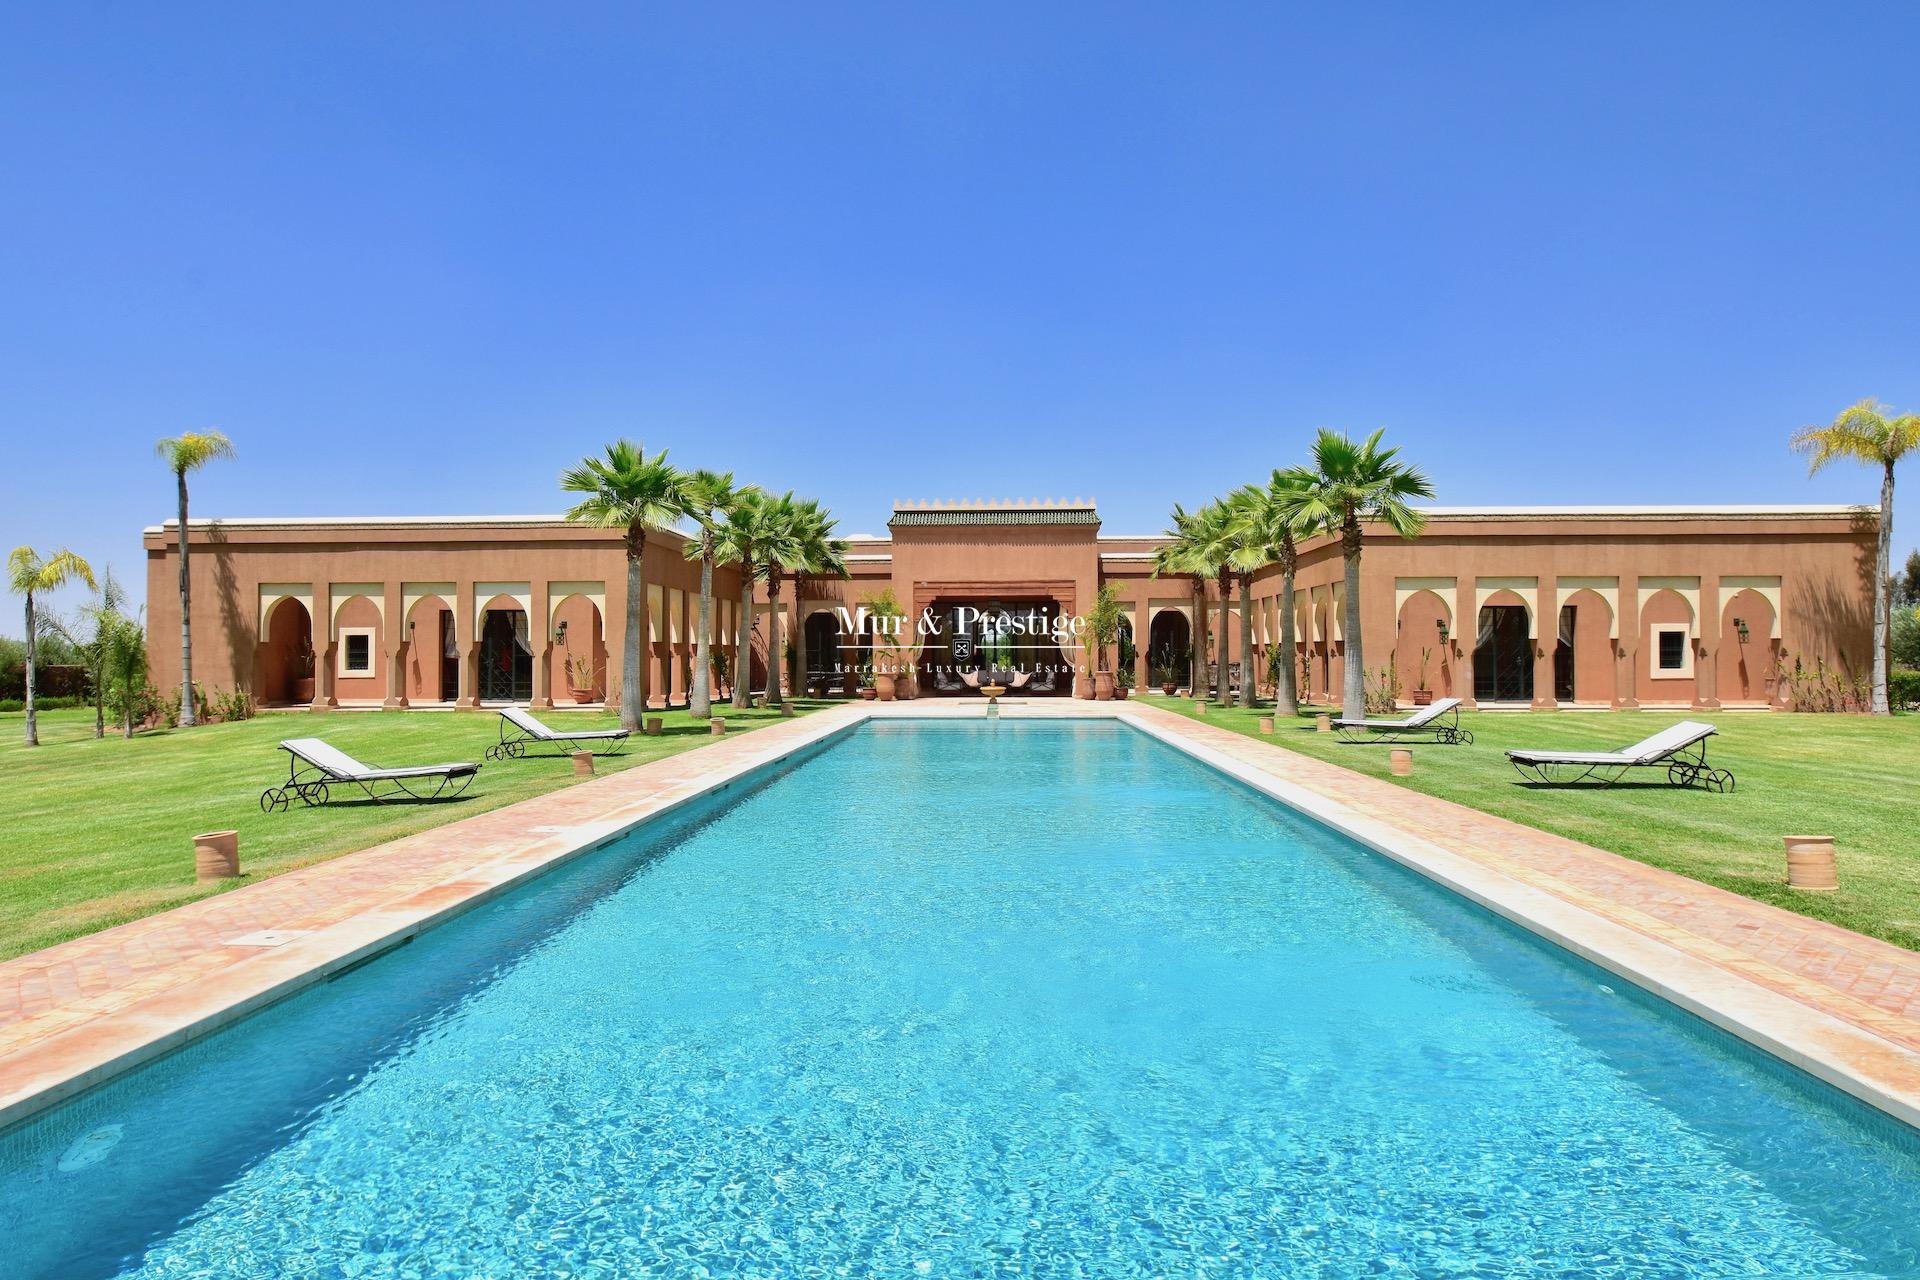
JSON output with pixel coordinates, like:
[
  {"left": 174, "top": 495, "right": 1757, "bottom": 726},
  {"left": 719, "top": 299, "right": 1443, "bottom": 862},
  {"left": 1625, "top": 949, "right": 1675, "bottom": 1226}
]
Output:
[
  {"left": 479, "top": 610, "right": 533, "bottom": 702},
  {"left": 1474, "top": 605, "right": 1534, "bottom": 703}
]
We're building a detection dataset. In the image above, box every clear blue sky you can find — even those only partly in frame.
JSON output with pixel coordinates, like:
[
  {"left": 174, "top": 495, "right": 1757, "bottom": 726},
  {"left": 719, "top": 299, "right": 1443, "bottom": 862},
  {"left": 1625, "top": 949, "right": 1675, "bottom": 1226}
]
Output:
[{"left": 5, "top": 4, "right": 1918, "bottom": 621}]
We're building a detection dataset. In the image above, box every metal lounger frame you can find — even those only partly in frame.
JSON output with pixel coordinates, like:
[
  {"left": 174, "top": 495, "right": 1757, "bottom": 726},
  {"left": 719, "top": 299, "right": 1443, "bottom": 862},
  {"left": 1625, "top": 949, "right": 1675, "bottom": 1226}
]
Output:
[
  {"left": 260, "top": 749, "right": 479, "bottom": 812},
  {"left": 1508, "top": 733, "right": 1734, "bottom": 792},
  {"left": 485, "top": 716, "right": 630, "bottom": 761},
  {"left": 1334, "top": 703, "right": 1473, "bottom": 746}
]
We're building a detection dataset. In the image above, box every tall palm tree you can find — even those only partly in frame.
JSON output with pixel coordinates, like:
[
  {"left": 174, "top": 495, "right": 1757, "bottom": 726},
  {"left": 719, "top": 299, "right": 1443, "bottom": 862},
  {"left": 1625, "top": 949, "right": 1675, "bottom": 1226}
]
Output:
[
  {"left": 561, "top": 441, "right": 689, "bottom": 731},
  {"left": 1232, "top": 467, "right": 1320, "bottom": 715},
  {"left": 1792, "top": 399, "right": 1920, "bottom": 715},
  {"left": 1154, "top": 501, "right": 1238, "bottom": 703},
  {"left": 681, "top": 470, "right": 753, "bottom": 719},
  {"left": 8, "top": 546, "right": 96, "bottom": 746},
  {"left": 757, "top": 494, "right": 850, "bottom": 706},
  {"left": 714, "top": 493, "right": 768, "bottom": 709},
  {"left": 156, "top": 431, "right": 234, "bottom": 727},
  {"left": 1298, "top": 428, "right": 1435, "bottom": 720},
  {"left": 1225, "top": 486, "right": 1268, "bottom": 708}
]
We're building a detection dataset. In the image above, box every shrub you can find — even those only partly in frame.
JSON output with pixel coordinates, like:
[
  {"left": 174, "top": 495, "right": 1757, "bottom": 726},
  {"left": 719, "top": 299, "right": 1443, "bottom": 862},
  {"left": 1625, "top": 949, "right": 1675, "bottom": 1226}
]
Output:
[
  {"left": 1890, "top": 668, "right": 1920, "bottom": 713},
  {"left": 208, "top": 687, "right": 256, "bottom": 723},
  {"left": 1363, "top": 665, "right": 1403, "bottom": 716},
  {"left": 0, "top": 694, "right": 86, "bottom": 713}
]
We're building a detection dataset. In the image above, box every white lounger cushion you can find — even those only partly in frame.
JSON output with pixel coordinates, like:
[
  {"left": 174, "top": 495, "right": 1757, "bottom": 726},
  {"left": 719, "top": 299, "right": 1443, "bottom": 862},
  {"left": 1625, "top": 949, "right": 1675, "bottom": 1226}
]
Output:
[
  {"left": 502, "top": 706, "right": 628, "bottom": 741},
  {"left": 1507, "top": 721, "right": 1715, "bottom": 766},
  {"left": 281, "top": 738, "right": 476, "bottom": 781},
  {"left": 1333, "top": 697, "right": 1461, "bottom": 731}
]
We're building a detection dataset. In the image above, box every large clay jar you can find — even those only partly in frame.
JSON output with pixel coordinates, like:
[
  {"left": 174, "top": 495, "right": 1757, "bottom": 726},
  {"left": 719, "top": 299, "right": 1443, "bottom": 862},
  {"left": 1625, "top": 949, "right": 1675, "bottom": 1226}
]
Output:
[{"left": 875, "top": 673, "right": 897, "bottom": 702}]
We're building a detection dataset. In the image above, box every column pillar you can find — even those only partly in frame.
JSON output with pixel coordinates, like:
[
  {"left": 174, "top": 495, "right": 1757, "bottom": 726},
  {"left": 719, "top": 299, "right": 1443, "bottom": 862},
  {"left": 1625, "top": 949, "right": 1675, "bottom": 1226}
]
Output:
[
  {"left": 1532, "top": 579, "right": 1559, "bottom": 710},
  {"left": 602, "top": 577, "right": 626, "bottom": 713},
  {"left": 1134, "top": 598, "right": 1152, "bottom": 693},
  {"left": 382, "top": 582, "right": 406, "bottom": 708},
  {"left": 1454, "top": 580, "right": 1476, "bottom": 708},
  {"left": 1695, "top": 577, "right": 1721, "bottom": 710},
  {"left": 310, "top": 582, "right": 337, "bottom": 710},
  {"left": 1615, "top": 574, "right": 1639, "bottom": 709},
  {"left": 531, "top": 581, "right": 553, "bottom": 709},
  {"left": 454, "top": 579, "right": 478, "bottom": 709}
]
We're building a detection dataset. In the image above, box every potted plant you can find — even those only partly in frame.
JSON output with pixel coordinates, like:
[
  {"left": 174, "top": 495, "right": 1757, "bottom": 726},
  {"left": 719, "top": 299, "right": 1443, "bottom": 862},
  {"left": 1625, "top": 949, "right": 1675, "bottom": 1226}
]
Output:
[
  {"left": 862, "top": 586, "right": 916, "bottom": 702},
  {"left": 1151, "top": 642, "right": 1186, "bottom": 696},
  {"left": 1115, "top": 665, "right": 1135, "bottom": 700},
  {"left": 712, "top": 650, "right": 731, "bottom": 700},
  {"left": 1411, "top": 646, "right": 1434, "bottom": 706},
  {"left": 290, "top": 635, "right": 315, "bottom": 704},
  {"left": 566, "top": 651, "right": 597, "bottom": 704},
  {"left": 859, "top": 671, "right": 878, "bottom": 701},
  {"left": 1085, "top": 583, "right": 1123, "bottom": 701}
]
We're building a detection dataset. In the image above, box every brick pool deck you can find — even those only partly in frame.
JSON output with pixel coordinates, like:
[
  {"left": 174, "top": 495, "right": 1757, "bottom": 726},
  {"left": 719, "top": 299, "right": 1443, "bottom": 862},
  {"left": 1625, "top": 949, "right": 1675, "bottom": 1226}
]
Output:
[{"left": 3, "top": 699, "right": 1919, "bottom": 1130}]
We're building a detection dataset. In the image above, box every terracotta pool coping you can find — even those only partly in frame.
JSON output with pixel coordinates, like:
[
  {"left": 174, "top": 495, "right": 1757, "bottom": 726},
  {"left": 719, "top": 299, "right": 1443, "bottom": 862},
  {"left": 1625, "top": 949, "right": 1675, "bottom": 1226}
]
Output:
[{"left": 2, "top": 699, "right": 1918, "bottom": 1134}]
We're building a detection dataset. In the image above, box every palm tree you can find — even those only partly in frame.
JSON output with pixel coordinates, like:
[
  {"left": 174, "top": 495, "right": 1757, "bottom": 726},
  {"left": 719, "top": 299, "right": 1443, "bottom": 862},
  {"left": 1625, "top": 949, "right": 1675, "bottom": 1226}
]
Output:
[
  {"left": 561, "top": 441, "right": 690, "bottom": 731},
  {"left": 1298, "top": 428, "right": 1435, "bottom": 720},
  {"left": 1232, "top": 467, "right": 1319, "bottom": 715},
  {"left": 1224, "top": 486, "right": 1267, "bottom": 708},
  {"left": 68, "top": 566, "right": 129, "bottom": 739},
  {"left": 156, "top": 431, "right": 235, "bottom": 727},
  {"left": 1792, "top": 399, "right": 1920, "bottom": 715},
  {"left": 681, "top": 470, "right": 753, "bottom": 719},
  {"left": 757, "top": 494, "right": 850, "bottom": 706},
  {"left": 8, "top": 546, "right": 96, "bottom": 746},
  {"left": 714, "top": 494, "right": 768, "bottom": 709},
  {"left": 1154, "top": 501, "right": 1238, "bottom": 703}
]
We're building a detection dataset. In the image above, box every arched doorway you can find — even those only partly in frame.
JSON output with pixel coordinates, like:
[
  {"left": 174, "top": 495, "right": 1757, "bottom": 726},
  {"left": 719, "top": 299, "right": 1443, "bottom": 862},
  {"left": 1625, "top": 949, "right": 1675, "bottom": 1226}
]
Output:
[
  {"left": 478, "top": 596, "right": 533, "bottom": 703},
  {"left": 1395, "top": 591, "right": 1452, "bottom": 699},
  {"left": 404, "top": 595, "right": 458, "bottom": 703},
  {"left": 1474, "top": 592, "right": 1533, "bottom": 703},
  {"left": 259, "top": 597, "right": 314, "bottom": 706},
  {"left": 550, "top": 594, "right": 607, "bottom": 703},
  {"left": 804, "top": 610, "right": 845, "bottom": 695},
  {"left": 1554, "top": 590, "right": 1615, "bottom": 705},
  {"left": 1719, "top": 589, "right": 1779, "bottom": 704},
  {"left": 1312, "top": 595, "right": 1337, "bottom": 703},
  {"left": 1148, "top": 610, "right": 1191, "bottom": 692}
]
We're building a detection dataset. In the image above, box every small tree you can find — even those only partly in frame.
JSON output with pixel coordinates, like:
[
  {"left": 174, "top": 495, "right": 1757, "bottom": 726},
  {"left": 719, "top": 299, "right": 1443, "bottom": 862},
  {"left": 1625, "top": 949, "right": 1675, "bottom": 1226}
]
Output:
[
  {"left": 8, "top": 546, "right": 96, "bottom": 746},
  {"left": 58, "top": 566, "right": 129, "bottom": 740},
  {"left": 103, "top": 611, "right": 150, "bottom": 738},
  {"left": 1085, "top": 583, "right": 1124, "bottom": 687}
]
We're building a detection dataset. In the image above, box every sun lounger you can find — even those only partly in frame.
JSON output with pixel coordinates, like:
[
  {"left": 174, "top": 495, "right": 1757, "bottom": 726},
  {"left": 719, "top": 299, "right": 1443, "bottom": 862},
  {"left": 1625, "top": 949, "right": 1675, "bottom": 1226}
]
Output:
[
  {"left": 1506, "top": 720, "right": 1733, "bottom": 791},
  {"left": 486, "top": 705, "right": 630, "bottom": 761},
  {"left": 1332, "top": 697, "right": 1472, "bottom": 745},
  {"left": 262, "top": 738, "right": 480, "bottom": 811}
]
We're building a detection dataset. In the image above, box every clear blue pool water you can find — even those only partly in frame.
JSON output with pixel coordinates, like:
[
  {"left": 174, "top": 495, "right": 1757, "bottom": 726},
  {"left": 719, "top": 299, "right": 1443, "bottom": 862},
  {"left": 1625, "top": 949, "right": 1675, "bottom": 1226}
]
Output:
[{"left": 3, "top": 719, "right": 1919, "bottom": 1278}]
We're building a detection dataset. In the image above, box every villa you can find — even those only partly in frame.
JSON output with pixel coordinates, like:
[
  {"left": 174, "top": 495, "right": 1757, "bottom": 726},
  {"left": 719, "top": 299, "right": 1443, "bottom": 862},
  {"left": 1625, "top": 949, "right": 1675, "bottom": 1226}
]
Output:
[{"left": 143, "top": 499, "right": 1876, "bottom": 711}]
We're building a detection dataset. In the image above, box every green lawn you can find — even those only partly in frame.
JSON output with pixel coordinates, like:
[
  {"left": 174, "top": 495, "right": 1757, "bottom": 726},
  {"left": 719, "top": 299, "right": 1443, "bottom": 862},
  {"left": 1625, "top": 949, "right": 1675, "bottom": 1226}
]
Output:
[
  {"left": 0, "top": 701, "right": 830, "bottom": 962},
  {"left": 1145, "top": 696, "right": 1920, "bottom": 951}
]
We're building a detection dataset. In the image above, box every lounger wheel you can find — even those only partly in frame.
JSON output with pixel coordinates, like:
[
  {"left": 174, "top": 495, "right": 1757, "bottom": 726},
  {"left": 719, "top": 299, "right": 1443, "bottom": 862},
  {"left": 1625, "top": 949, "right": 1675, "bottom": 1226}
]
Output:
[
  {"left": 259, "top": 787, "right": 288, "bottom": 814},
  {"left": 295, "top": 781, "right": 329, "bottom": 808}
]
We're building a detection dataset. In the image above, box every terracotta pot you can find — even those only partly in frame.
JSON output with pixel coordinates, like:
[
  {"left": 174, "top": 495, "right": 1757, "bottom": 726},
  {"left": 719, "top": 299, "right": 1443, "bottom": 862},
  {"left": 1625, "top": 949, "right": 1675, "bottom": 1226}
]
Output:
[
  {"left": 860, "top": 687, "right": 877, "bottom": 701},
  {"left": 1115, "top": 683, "right": 1129, "bottom": 700},
  {"left": 1315, "top": 712, "right": 1332, "bottom": 733},
  {"left": 1093, "top": 672, "right": 1115, "bottom": 701},
  {"left": 1411, "top": 688, "right": 1433, "bottom": 706},
  {"left": 571, "top": 751, "right": 595, "bottom": 777},
  {"left": 875, "top": 673, "right": 897, "bottom": 701},
  {"left": 1390, "top": 747, "right": 1413, "bottom": 776},
  {"left": 1258, "top": 716, "right": 1274, "bottom": 735},
  {"left": 194, "top": 830, "right": 240, "bottom": 882},
  {"left": 292, "top": 677, "right": 315, "bottom": 704},
  {"left": 1785, "top": 835, "right": 1838, "bottom": 891},
  {"left": 1161, "top": 682, "right": 1178, "bottom": 696},
  {"left": 568, "top": 686, "right": 595, "bottom": 705}
]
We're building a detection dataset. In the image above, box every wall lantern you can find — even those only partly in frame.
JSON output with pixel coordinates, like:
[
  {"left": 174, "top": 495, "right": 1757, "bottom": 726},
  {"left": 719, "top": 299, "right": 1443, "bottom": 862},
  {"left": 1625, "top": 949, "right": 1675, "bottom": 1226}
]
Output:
[
  {"left": 554, "top": 620, "right": 569, "bottom": 645},
  {"left": 1733, "top": 617, "right": 1751, "bottom": 644},
  {"left": 1436, "top": 620, "right": 1450, "bottom": 644}
]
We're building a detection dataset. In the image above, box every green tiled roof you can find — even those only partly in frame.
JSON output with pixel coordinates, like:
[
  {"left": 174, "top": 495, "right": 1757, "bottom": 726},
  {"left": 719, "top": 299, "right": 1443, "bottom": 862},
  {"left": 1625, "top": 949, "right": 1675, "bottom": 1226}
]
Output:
[{"left": 889, "top": 506, "right": 1101, "bottom": 527}]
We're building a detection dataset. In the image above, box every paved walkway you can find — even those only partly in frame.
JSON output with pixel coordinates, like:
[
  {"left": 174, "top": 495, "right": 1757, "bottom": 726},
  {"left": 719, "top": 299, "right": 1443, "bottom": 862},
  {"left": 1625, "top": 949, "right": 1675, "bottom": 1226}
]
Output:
[{"left": 3, "top": 698, "right": 1918, "bottom": 1125}]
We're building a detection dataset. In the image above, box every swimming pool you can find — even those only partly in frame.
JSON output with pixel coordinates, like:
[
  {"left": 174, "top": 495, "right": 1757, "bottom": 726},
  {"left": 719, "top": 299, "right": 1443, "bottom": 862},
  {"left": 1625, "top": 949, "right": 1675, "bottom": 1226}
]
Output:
[{"left": 3, "top": 719, "right": 1918, "bottom": 1277}]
